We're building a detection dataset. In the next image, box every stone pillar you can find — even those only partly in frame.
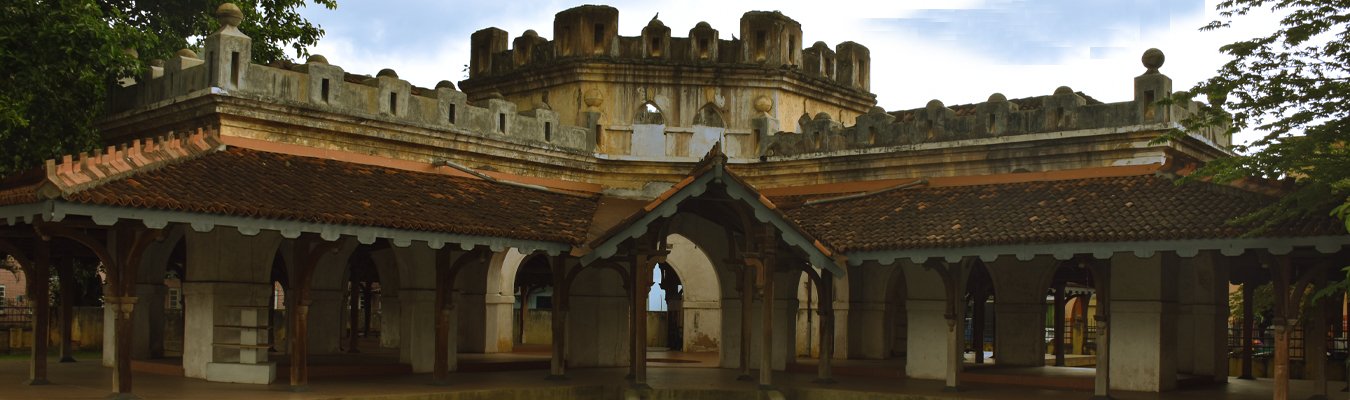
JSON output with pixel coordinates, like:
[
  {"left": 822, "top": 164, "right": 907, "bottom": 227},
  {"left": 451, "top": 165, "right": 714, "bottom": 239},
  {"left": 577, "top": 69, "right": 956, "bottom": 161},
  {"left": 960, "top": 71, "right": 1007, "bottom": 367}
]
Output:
[
  {"left": 306, "top": 289, "right": 343, "bottom": 355},
  {"left": 758, "top": 260, "right": 775, "bottom": 389},
  {"left": 1109, "top": 252, "right": 1178, "bottom": 392},
  {"left": 380, "top": 294, "right": 400, "bottom": 349},
  {"left": 433, "top": 263, "right": 451, "bottom": 385},
  {"left": 903, "top": 257, "right": 953, "bottom": 380},
  {"left": 183, "top": 282, "right": 274, "bottom": 383},
  {"left": 400, "top": 289, "right": 438, "bottom": 372},
  {"left": 547, "top": 255, "right": 570, "bottom": 379},
  {"left": 738, "top": 265, "right": 754, "bottom": 380},
  {"left": 1182, "top": 252, "right": 1228, "bottom": 382},
  {"left": 132, "top": 284, "right": 166, "bottom": 360},
  {"left": 987, "top": 257, "right": 1057, "bottom": 367},
  {"left": 483, "top": 293, "right": 514, "bottom": 353},
  {"left": 181, "top": 229, "right": 281, "bottom": 382}
]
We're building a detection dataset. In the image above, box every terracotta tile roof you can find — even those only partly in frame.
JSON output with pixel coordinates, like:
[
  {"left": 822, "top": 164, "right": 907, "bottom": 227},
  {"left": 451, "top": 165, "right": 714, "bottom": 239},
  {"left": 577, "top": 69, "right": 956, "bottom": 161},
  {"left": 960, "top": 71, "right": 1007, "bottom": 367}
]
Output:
[
  {"left": 783, "top": 174, "right": 1345, "bottom": 253},
  {"left": 65, "top": 148, "right": 599, "bottom": 244}
]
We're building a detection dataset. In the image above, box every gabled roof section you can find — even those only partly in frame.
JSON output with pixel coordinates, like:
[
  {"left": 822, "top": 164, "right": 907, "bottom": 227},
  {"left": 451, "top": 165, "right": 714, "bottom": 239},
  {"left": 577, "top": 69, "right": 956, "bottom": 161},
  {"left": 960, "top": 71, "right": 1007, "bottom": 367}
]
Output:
[
  {"left": 578, "top": 144, "right": 844, "bottom": 275},
  {"left": 0, "top": 130, "right": 600, "bottom": 250},
  {"left": 781, "top": 170, "right": 1347, "bottom": 263}
]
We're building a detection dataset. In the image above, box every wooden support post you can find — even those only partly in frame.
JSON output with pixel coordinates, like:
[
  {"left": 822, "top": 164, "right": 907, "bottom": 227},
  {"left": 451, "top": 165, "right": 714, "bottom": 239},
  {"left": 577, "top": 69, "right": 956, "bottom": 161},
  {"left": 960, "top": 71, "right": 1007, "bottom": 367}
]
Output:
[
  {"left": 738, "top": 263, "right": 753, "bottom": 381},
  {"left": 289, "top": 298, "right": 311, "bottom": 390},
  {"left": 1239, "top": 281, "right": 1255, "bottom": 380},
  {"left": 547, "top": 255, "right": 568, "bottom": 380},
  {"left": 28, "top": 240, "right": 51, "bottom": 385},
  {"left": 57, "top": 258, "right": 76, "bottom": 363},
  {"left": 815, "top": 269, "right": 836, "bottom": 384},
  {"left": 1053, "top": 283, "right": 1066, "bottom": 367},
  {"left": 108, "top": 296, "right": 137, "bottom": 397}
]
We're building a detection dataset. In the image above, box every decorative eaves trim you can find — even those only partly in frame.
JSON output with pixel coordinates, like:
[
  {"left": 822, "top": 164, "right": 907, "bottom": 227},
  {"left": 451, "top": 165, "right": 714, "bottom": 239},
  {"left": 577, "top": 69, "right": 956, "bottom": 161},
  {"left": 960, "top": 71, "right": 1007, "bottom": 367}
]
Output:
[
  {"left": 0, "top": 201, "right": 570, "bottom": 255},
  {"left": 846, "top": 236, "right": 1350, "bottom": 266}
]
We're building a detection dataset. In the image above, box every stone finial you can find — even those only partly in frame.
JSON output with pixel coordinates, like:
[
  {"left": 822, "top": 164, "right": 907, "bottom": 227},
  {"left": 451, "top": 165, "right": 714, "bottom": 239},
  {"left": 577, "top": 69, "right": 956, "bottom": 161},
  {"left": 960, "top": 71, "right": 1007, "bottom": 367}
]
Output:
[
  {"left": 926, "top": 99, "right": 944, "bottom": 109},
  {"left": 523, "top": 29, "right": 538, "bottom": 38},
  {"left": 813, "top": 112, "right": 832, "bottom": 121},
  {"left": 435, "top": 80, "right": 456, "bottom": 90},
  {"left": 377, "top": 68, "right": 399, "bottom": 78},
  {"left": 1142, "top": 48, "right": 1164, "bottom": 73},
  {"left": 695, "top": 21, "right": 712, "bottom": 30},
  {"left": 753, "top": 96, "right": 773, "bottom": 113},
  {"left": 1054, "top": 86, "right": 1074, "bottom": 96},
  {"left": 216, "top": 3, "right": 244, "bottom": 28},
  {"left": 176, "top": 48, "right": 199, "bottom": 58},
  {"left": 988, "top": 93, "right": 1007, "bottom": 102},
  {"left": 306, "top": 54, "right": 329, "bottom": 64},
  {"left": 583, "top": 89, "right": 603, "bottom": 108},
  {"left": 868, "top": 106, "right": 886, "bottom": 114}
]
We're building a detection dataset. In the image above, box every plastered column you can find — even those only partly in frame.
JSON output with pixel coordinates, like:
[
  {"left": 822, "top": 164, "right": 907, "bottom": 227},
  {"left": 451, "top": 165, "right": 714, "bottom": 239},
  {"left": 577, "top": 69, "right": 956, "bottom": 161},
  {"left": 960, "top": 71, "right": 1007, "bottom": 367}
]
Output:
[
  {"left": 1109, "top": 252, "right": 1178, "bottom": 392},
  {"left": 306, "top": 289, "right": 343, "bottom": 355},
  {"left": 482, "top": 293, "right": 514, "bottom": 352},
  {"left": 400, "top": 289, "right": 439, "bottom": 372},
  {"left": 390, "top": 244, "right": 441, "bottom": 372},
  {"left": 846, "top": 264, "right": 887, "bottom": 359},
  {"left": 131, "top": 284, "right": 166, "bottom": 359},
  {"left": 902, "top": 259, "right": 949, "bottom": 380},
  {"left": 181, "top": 229, "right": 281, "bottom": 381},
  {"left": 1182, "top": 252, "right": 1228, "bottom": 381},
  {"left": 380, "top": 295, "right": 400, "bottom": 348},
  {"left": 987, "top": 256, "right": 1059, "bottom": 367}
]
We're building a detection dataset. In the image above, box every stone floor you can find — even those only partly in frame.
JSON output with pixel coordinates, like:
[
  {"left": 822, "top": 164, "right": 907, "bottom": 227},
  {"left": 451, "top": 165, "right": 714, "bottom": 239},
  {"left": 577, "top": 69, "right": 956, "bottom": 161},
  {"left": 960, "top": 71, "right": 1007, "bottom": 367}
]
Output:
[{"left": 3, "top": 354, "right": 1343, "bottom": 400}]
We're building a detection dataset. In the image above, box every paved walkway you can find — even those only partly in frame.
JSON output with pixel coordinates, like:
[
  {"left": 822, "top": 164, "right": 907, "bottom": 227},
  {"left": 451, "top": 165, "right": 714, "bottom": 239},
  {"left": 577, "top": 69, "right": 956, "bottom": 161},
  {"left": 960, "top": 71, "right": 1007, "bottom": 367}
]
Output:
[{"left": 0, "top": 355, "right": 1339, "bottom": 399}]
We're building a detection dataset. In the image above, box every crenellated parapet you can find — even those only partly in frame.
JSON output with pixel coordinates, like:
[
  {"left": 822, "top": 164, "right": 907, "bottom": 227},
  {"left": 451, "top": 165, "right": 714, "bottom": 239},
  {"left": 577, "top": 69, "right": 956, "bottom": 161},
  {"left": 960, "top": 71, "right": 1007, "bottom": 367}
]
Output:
[
  {"left": 107, "top": 3, "right": 593, "bottom": 153},
  {"left": 464, "top": 6, "right": 867, "bottom": 92},
  {"left": 761, "top": 49, "right": 1230, "bottom": 158}
]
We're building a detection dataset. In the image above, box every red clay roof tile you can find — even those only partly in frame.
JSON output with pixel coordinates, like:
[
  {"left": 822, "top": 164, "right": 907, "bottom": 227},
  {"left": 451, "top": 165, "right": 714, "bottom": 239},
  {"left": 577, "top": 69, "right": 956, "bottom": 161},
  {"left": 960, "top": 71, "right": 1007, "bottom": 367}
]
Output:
[
  {"left": 782, "top": 174, "right": 1345, "bottom": 253},
  {"left": 66, "top": 148, "right": 598, "bottom": 244}
]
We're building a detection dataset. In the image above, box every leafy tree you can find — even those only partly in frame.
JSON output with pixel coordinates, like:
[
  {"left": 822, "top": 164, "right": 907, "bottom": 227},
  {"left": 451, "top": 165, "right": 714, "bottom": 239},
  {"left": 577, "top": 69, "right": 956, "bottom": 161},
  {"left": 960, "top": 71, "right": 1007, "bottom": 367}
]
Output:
[
  {"left": 1167, "top": 0, "right": 1350, "bottom": 234},
  {"left": 0, "top": 0, "right": 335, "bottom": 177}
]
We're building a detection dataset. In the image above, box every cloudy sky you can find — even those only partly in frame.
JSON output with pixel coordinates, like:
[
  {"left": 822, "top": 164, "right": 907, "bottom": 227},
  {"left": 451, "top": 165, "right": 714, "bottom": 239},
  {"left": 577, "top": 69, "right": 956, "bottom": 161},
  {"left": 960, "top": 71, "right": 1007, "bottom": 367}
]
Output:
[{"left": 297, "top": 0, "right": 1284, "bottom": 145}]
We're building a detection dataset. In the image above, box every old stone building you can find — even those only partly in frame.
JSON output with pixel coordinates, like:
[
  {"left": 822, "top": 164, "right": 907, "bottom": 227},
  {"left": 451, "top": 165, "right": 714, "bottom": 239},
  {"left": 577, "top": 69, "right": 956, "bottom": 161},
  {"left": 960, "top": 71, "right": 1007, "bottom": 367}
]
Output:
[{"left": 0, "top": 3, "right": 1345, "bottom": 399}]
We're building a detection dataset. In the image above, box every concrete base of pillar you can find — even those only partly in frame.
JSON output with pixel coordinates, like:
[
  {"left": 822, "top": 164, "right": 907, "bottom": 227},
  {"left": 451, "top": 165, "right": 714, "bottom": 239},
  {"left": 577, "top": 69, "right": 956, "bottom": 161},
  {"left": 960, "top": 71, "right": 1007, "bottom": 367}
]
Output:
[{"left": 205, "top": 362, "right": 276, "bottom": 384}]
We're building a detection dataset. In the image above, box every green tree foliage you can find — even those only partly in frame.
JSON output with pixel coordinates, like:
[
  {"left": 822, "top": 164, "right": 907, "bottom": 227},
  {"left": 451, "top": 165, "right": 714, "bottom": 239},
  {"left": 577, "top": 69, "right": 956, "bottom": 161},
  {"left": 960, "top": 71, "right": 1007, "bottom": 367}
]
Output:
[
  {"left": 0, "top": 0, "right": 335, "bottom": 177},
  {"left": 1168, "top": 0, "right": 1350, "bottom": 234}
]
